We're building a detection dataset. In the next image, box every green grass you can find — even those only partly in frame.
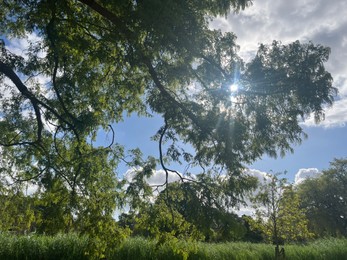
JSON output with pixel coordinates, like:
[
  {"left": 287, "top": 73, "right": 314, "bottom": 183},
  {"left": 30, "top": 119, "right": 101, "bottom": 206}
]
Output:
[
  {"left": 284, "top": 238, "right": 347, "bottom": 260},
  {"left": 110, "top": 237, "right": 347, "bottom": 260},
  {"left": 0, "top": 233, "right": 89, "bottom": 260},
  {"left": 0, "top": 233, "right": 346, "bottom": 259}
]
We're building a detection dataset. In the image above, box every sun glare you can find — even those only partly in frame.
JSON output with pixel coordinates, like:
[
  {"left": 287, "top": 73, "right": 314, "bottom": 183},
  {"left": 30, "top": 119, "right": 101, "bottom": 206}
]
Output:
[{"left": 229, "top": 83, "right": 238, "bottom": 92}]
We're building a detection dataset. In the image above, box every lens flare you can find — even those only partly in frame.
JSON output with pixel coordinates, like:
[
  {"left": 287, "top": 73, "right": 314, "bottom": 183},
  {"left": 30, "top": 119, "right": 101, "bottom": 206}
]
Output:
[{"left": 229, "top": 83, "right": 238, "bottom": 92}]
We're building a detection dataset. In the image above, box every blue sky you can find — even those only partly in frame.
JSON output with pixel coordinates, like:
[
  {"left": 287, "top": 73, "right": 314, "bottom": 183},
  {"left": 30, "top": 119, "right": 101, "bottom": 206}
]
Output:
[
  {"left": 114, "top": 114, "right": 346, "bottom": 183},
  {"left": 250, "top": 126, "right": 347, "bottom": 177}
]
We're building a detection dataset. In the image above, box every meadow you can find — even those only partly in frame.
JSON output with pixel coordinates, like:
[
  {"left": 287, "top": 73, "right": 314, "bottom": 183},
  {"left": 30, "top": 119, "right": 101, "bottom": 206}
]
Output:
[{"left": 0, "top": 233, "right": 346, "bottom": 260}]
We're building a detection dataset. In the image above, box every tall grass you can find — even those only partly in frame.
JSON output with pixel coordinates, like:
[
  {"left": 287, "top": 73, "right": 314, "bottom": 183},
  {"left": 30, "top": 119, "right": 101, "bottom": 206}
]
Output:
[
  {"left": 284, "top": 238, "right": 347, "bottom": 260},
  {"left": 0, "top": 233, "right": 89, "bottom": 260},
  {"left": 0, "top": 233, "right": 346, "bottom": 259},
  {"left": 110, "top": 237, "right": 347, "bottom": 260}
]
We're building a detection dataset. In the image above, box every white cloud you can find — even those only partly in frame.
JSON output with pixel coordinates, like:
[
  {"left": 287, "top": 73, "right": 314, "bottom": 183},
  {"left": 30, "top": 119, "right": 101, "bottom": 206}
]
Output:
[
  {"left": 294, "top": 168, "right": 321, "bottom": 185},
  {"left": 146, "top": 169, "right": 181, "bottom": 186},
  {"left": 301, "top": 98, "right": 347, "bottom": 128},
  {"left": 24, "top": 183, "right": 39, "bottom": 196},
  {"left": 244, "top": 168, "right": 270, "bottom": 184},
  {"left": 236, "top": 168, "right": 270, "bottom": 216},
  {"left": 124, "top": 167, "right": 181, "bottom": 187},
  {"left": 237, "top": 206, "right": 255, "bottom": 216},
  {"left": 211, "top": 0, "right": 347, "bottom": 129},
  {"left": 6, "top": 32, "right": 46, "bottom": 59}
]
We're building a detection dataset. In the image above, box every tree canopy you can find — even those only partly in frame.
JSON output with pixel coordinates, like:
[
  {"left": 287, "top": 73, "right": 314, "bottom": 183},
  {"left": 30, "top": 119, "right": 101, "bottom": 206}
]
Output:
[
  {"left": 250, "top": 173, "right": 313, "bottom": 245},
  {"left": 0, "top": 0, "right": 337, "bottom": 246},
  {"left": 297, "top": 158, "right": 347, "bottom": 237}
]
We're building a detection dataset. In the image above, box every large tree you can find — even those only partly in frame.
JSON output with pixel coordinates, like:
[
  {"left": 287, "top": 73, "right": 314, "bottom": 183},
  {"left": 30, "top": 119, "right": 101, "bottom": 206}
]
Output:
[{"left": 0, "top": 0, "right": 336, "bottom": 238}]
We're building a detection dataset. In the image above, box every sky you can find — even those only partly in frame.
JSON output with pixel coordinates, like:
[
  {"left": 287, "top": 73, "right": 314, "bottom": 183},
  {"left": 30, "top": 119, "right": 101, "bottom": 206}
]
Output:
[
  {"left": 114, "top": 0, "right": 347, "bottom": 185},
  {"left": 210, "top": 0, "right": 347, "bottom": 182},
  {"left": 2, "top": 0, "right": 347, "bottom": 189}
]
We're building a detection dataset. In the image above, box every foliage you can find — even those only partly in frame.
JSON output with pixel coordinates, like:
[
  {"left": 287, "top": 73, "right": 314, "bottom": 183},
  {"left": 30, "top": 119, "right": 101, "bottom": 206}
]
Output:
[
  {"left": 0, "top": 190, "right": 36, "bottom": 234},
  {"left": 120, "top": 174, "right": 257, "bottom": 243},
  {"left": 127, "top": 199, "right": 204, "bottom": 242},
  {"left": 0, "top": 0, "right": 336, "bottom": 179},
  {"left": 0, "top": 148, "right": 127, "bottom": 257},
  {"left": 153, "top": 180, "right": 252, "bottom": 242},
  {"left": 241, "top": 215, "right": 265, "bottom": 243},
  {"left": 251, "top": 173, "right": 313, "bottom": 244},
  {"left": 276, "top": 186, "right": 314, "bottom": 242},
  {"left": 297, "top": 158, "right": 347, "bottom": 237}
]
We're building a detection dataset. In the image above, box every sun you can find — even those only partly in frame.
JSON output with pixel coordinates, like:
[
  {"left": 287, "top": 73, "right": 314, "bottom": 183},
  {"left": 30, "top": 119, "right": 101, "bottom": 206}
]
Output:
[{"left": 229, "top": 83, "right": 238, "bottom": 93}]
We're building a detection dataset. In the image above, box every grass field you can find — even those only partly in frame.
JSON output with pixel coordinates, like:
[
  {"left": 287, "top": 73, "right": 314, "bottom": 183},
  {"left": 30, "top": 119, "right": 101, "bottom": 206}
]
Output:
[
  {"left": 0, "top": 233, "right": 346, "bottom": 259},
  {"left": 110, "top": 237, "right": 347, "bottom": 260}
]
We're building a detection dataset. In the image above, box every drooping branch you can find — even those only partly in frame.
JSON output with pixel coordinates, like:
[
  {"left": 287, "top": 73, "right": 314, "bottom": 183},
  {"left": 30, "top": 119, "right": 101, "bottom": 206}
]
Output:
[
  {"left": 158, "top": 118, "right": 172, "bottom": 185},
  {"left": 143, "top": 58, "right": 213, "bottom": 135},
  {"left": 154, "top": 116, "right": 198, "bottom": 190},
  {"left": 77, "top": 0, "right": 214, "bottom": 136},
  {"left": 0, "top": 61, "right": 80, "bottom": 144},
  {"left": 0, "top": 61, "right": 43, "bottom": 144},
  {"left": 106, "top": 124, "right": 115, "bottom": 149},
  {"left": 8, "top": 167, "right": 47, "bottom": 183}
]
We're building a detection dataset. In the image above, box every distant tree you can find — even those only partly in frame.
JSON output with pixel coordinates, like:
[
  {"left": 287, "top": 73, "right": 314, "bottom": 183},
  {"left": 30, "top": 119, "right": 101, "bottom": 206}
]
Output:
[
  {"left": 297, "top": 158, "right": 347, "bottom": 237},
  {"left": 251, "top": 174, "right": 285, "bottom": 246},
  {"left": 251, "top": 173, "right": 313, "bottom": 258},
  {"left": 277, "top": 186, "right": 314, "bottom": 242},
  {"left": 241, "top": 215, "right": 264, "bottom": 243}
]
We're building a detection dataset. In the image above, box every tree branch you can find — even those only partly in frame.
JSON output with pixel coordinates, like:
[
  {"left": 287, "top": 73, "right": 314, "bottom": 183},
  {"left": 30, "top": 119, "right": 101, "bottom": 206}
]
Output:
[
  {"left": 0, "top": 61, "right": 43, "bottom": 144},
  {"left": 0, "top": 61, "right": 80, "bottom": 143},
  {"left": 78, "top": 0, "right": 128, "bottom": 36}
]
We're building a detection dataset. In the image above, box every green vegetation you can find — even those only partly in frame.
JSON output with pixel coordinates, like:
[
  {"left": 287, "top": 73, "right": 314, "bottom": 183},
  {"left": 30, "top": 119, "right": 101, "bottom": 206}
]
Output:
[
  {"left": 251, "top": 173, "right": 313, "bottom": 245},
  {"left": 0, "top": 233, "right": 89, "bottom": 260},
  {"left": 0, "top": 0, "right": 345, "bottom": 259},
  {"left": 1, "top": 234, "right": 346, "bottom": 260},
  {"left": 297, "top": 158, "right": 347, "bottom": 237}
]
